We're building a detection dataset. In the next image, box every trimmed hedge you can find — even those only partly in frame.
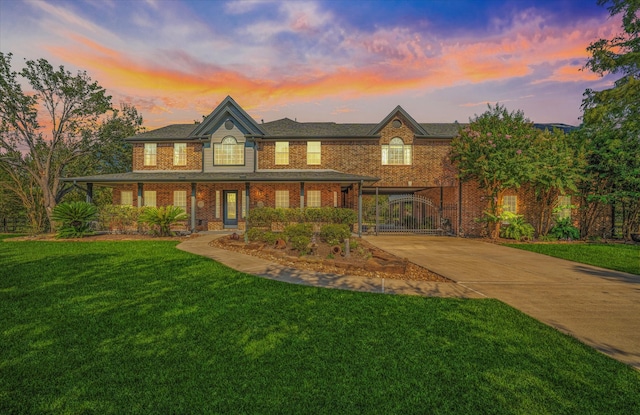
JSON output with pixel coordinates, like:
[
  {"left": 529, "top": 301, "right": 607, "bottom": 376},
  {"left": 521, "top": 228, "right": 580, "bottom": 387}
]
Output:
[
  {"left": 319, "top": 224, "right": 351, "bottom": 245},
  {"left": 248, "top": 207, "right": 356, "bottom": 228}
]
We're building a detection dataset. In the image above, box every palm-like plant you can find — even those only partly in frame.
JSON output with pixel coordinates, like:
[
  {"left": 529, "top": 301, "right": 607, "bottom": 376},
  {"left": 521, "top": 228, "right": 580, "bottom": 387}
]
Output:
[
  {"left": 138, "top": 206, "right": 187, "bottom": 236},
  {"left": 51, "top": 201, "right": 98, "bottom": 238}
]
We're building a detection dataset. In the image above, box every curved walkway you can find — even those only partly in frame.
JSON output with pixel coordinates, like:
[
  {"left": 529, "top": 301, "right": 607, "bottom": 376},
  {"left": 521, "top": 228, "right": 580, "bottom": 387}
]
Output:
[{"left": 178, "top": 233, "right": 640, "bottom": 369}]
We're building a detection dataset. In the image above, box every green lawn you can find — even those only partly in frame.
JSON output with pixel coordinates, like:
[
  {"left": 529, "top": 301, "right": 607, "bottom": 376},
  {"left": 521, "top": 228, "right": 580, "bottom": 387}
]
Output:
[
  {"left": 1, "top": 236, "right": 639, "bottom": 414},
  {"left": 503, "top": 243, "right": 640, "bottom": 275}
]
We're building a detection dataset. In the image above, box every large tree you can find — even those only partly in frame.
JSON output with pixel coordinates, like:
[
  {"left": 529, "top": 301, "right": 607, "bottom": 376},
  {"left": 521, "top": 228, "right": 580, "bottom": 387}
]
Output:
[
  {"left": 0, "top": 53, "right": 112, "bottom": 231},
  {"left": 581, "top": 0, "right": 640, "bottom": 239},
  {"left": 450, "top": 104, "right": 538, "bottom": 238}
]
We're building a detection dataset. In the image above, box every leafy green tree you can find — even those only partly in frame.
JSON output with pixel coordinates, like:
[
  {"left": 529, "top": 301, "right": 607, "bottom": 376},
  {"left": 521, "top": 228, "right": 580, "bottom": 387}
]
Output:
[
  {"left": 0, "top": 53, "right": 111, "bottom": 231},
  {"left": 451, "top": 104, "right": 538, "bottom": 238},
  {"left": 528, "top": 128, "right": 586, "bottom": 236},
  {"left": 581, "top": 0, "right": 640, "bottom": 240}
]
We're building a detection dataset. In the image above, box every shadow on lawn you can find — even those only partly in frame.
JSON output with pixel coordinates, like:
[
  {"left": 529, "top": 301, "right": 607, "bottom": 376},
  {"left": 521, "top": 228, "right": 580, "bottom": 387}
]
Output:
[{"left": 572, "top": 264, "right": 640, "bottom": 282}]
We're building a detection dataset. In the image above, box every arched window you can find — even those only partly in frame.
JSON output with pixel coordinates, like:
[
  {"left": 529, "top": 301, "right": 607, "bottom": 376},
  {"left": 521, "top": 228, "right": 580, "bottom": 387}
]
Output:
[
  {"left": 382, "top": 137, "right": 412, "bottom": 165},
  {"left": 214, "top": 136, "right": 244, "bottom": 165}
]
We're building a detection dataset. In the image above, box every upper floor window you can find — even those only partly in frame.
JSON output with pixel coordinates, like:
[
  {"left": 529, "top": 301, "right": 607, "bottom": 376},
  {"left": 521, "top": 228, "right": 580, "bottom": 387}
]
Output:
[
  {"left": 173, "top": 143, "right": 187, "bottom": 166},
  {"left": 382, "top": 137, "right": 411, "bottom": 165},
  {"left": 144, "top": 143, "right": 157, "bottom": 166},
  {"left": 214, "top": 136, "right": 244, "bottom": 165},
  {"left": 275, "top": 142, "right": 289, "bottom": 165},
  {"left": 307, "top": 141, "right": 321, "bottom": 165}
]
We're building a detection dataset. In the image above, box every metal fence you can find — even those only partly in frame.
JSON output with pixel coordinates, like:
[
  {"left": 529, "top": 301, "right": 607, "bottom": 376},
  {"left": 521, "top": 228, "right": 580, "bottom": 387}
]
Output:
[
  {"left": 362, "top": 194, "right": 458, "bottom": 235},
  {"left": 1, "top": 218, "right": 28, "bottom": 233}
]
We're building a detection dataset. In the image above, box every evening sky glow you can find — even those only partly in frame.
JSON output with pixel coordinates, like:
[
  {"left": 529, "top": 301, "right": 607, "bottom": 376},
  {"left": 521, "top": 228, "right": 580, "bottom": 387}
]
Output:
[{"left": 0, "top": 0, "right": 620, "bottom": 129}]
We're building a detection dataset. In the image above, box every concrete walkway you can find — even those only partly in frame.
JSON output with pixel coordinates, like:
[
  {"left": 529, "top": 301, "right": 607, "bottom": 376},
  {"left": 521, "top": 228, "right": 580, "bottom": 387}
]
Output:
[
  {"left": 177, "top": 232, "right": 481, "bottom": 299},
  {"left": 364, "top": 235, "right": 640, "bottom": 369}
]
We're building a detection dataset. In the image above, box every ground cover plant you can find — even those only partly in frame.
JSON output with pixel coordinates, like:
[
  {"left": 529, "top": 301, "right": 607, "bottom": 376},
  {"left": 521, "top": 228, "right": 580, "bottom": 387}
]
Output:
[
  {"left": 503, "top": 243, "right": 640, "bottom": 275},
  {"left": 1, "top": 236, "right": 639, "bottom": 414}
]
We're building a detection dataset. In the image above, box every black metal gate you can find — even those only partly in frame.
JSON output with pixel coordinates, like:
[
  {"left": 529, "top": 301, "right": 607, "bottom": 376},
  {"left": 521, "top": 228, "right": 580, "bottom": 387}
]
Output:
[{"left": 363, "top": 194, "right": 457, "bottom": 235}]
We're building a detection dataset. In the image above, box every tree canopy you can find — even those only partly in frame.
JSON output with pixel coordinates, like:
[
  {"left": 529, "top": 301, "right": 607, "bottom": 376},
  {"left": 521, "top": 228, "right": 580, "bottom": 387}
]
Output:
[
  {"left": 581, "top": 0, "right": 640, "bottom": 239},
  {"left": 0, "top": 53, "right": 143, "bottom": 231}
]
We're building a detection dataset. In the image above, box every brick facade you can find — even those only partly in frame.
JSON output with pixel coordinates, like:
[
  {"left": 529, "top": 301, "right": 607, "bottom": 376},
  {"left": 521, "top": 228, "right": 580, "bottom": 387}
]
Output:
[{"left": 132, "top": 142, "right": 202, "bottom": 171}]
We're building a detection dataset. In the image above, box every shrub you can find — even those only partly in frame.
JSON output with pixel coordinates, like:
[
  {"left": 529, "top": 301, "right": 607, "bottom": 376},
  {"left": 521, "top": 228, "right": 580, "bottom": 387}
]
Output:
[
  {"left": 138, "top": 206, "right": 187, "bottom": 236},
  {"left": 319, "top": 224, "right": 351, "bottom": 245},
  {"left": 500, "top": 212, "right": 534, "bottom": 241},
  {"left": 248, "top": 207, "right": 356, "bottom": 227},
  {"left": 549, "top": 218, "right": 580, "bottom": 240},
  {"left": 283, "top": 223, "right": 313, "bottom": 254},
  {"left": 52, "top": 201, "right": 98, "bottom": 238},
  {"left": 98, "top": 205, "right": 142, "bottom": 232},
  {"left": 247, "top": 228, "right": 279, "bottom": 245}
]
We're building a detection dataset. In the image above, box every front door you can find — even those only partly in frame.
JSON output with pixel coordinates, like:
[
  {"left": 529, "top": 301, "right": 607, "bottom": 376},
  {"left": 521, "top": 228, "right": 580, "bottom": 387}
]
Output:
[{"left": 223, "top": 190, "right": 238, "bottom": 227}]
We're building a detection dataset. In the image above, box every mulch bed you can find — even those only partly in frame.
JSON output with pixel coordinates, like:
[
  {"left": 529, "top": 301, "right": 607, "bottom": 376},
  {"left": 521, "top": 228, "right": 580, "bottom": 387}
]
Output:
[{"left": 210, "top": 234, "right": 451, "bottom": 282}]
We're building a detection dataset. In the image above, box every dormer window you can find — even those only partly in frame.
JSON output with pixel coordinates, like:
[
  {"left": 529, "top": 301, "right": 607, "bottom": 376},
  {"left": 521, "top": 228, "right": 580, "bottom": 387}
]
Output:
[
  {"left": 382, "top": 137, "right": 411, "bottom": 165},
  {"left": 214, "top": 136, "right": 244, "bottom": 165}
]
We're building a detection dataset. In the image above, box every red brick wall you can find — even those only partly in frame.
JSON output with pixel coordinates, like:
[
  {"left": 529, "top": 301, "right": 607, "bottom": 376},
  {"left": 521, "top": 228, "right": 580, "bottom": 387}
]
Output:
[
  {"left": 132, "top": 142, "right": 202, "bottom": 171},
  {"left": 258, "top": 117, "right": 457, "bottom": 188}
]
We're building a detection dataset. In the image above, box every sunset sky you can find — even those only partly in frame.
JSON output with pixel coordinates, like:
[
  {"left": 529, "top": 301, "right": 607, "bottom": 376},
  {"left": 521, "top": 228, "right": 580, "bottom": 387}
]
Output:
[{"left": 0, "top": 0, "right": 620, "bottom": 129}]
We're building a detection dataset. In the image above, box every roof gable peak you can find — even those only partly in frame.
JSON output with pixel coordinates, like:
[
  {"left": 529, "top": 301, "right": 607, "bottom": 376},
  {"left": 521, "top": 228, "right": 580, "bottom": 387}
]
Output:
[
  {"left": 369, "top": 105, "right": 428, "bottom": 136},
  {"left": 190, "top": 96, "right": 265, "bottom": 137}
]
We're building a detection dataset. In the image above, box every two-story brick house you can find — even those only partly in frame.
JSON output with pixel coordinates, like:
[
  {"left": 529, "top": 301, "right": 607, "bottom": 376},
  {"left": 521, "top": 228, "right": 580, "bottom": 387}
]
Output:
[{"left": 66, "top": 96, "right": 582, "bottom": 236}]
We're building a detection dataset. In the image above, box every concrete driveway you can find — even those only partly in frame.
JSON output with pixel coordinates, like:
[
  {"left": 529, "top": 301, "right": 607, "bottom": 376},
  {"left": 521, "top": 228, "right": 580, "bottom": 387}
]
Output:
[{"left": 364, "top": 235, "right": 640, "bottom": 369}]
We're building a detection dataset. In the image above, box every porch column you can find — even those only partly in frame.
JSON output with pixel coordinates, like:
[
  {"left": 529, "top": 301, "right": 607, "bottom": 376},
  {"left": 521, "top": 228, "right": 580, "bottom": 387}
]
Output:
[
  {"left": 358, "top": 180, "right": 363, "bottom": 237},
  {"left": 457, "top": 179, "right": 462, "bottom": 236},
  {"left": 190, "top": 183, "right": 196, "bottom": 232},
  {"left": 244, "top": 182, "right": 250, "bottom": 243},
  {"left": 86, "top": 183, "right": 93, "bottom": 204},
  {"left": 137, "top": 183, "right": 143, "bottom": 208},
  {"left": 300, "top": 182, "right": 305, "bottom": 209},
  {"left": 375, "top": 186, "right": 379, "bottom": 236}
]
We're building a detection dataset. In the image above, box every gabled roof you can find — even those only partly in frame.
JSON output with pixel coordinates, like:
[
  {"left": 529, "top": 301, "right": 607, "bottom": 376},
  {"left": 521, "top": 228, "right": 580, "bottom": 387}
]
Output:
[
  {"left": 369, "top": 105, "right": 429, "bottom": 136},
  {"left": 126, "top": 124, "right": 196, "bottom": 141},
  {"left": 190, "top": 95, "right": 265, "bottom": 137}
]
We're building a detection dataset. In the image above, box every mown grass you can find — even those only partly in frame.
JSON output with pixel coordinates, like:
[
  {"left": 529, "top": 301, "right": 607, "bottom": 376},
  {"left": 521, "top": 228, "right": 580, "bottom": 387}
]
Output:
[
  {"left": 503, "top": 243, "right": 640, "bottom": 275},
  {"left": 1, "top": 237, "right": 639, "bottom": 414}
]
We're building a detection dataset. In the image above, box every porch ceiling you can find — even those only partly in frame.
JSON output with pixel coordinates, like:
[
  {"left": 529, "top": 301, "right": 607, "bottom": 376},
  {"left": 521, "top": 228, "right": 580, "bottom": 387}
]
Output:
[{"left": 63, "top": 170, "right": 379, "bottom": 186}]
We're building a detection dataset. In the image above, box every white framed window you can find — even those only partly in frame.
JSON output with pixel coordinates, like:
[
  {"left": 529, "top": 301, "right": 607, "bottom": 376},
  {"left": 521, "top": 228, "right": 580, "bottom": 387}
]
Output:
[
  {"left": 503, "top": 195, "right": 517, "bottom": 215},
  {"left": 307, "top": 141, "right": 321, "bottom": 165},
  {"left": 214, "top": 136, "right": 244, "bottom": 165},
  {"left": 144, "top": 143, "right": 157, "bottom": 166},
  {"left": 307, "top": 190, "right": 321, "bottom": 208},
  {"left": 120, "top": 191, "right": 133, "bottom": 206},
  {"left": 215, "top": 191, "right": 220, "bottom": 219},
  {"left": 173, "top": 143, "right": 187, "bottom": 166},
  {"left": 557, "top": 195, "right": 572, "bottom": 219},
  {"left": 382, "top": 137, "right": 411, "bottom": 165},
  {"left": 275, "top": 142, "right": 289, "bottom": 165},
  {"left": 275, "top": 190, "right": 289, "bottom": 208},
  {"left": 143, "top": 190, "right": 157, "bottom": 207},
  {"left": 173, "top": 190, "right": 187, "bottom": 211}
]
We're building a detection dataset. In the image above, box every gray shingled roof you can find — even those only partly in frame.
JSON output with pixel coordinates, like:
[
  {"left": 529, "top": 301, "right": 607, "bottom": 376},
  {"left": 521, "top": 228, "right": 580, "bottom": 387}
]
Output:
[
  {"left": 260, "top": 118, "right": 376, "bottom": 137},
  {"left": 128, "top": 124, "right": 196, "bottom": 141},
  {"left": 63, "top": 170, "right": 378, "bottom": 184}
]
